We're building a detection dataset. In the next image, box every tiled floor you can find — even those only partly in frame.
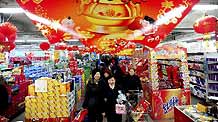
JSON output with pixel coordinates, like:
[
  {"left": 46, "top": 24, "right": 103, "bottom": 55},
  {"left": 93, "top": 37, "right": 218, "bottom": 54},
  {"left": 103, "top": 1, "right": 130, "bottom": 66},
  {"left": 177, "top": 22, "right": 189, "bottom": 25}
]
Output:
[{"left": 11, "top": 95, "right": 201, "bottom": 122}]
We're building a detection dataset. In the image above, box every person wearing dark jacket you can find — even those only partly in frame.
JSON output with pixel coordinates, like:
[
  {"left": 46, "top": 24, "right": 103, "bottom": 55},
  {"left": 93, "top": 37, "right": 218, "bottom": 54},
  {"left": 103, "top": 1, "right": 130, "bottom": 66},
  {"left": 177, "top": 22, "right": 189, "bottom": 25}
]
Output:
[
  {"left": 103, "top": 75, "right": 124, "bottom": 122},
  {"left": 82, "top": 72, "right": 105, "bottom": 122},
  {"left": 100, "top": 68, "right": 112, "bottom": 89},
  {"left": 124, "top": 68, "right": 142, "bottom": 93}
]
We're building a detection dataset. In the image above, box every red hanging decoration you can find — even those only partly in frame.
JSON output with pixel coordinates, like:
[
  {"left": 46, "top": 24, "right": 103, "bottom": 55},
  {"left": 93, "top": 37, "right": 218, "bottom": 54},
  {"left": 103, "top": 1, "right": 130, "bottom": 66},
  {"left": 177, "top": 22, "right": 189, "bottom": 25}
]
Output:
[
  {"left": 67, "top": 45, "right": 73, "bottom": 51},
  {"left": 193, "top": 15, "right": 217, "bottom": 34},
  {"left": 0, "top": 33, "right": 6, "bottom": 43},
  {"left": 8, "top": 43, "right": 16, "bottom": 51},
  {"left": 40, "top": 42, "right": 50, "bottom": 51},
  {"left": 0, "top": 22, "right": 17, "bottom": 38},
  {"left": 0, "top": 22, "right": 17, "bottom": 44},
  {"left": 72, "top": 45, "right": 79, "bottom": 51}
]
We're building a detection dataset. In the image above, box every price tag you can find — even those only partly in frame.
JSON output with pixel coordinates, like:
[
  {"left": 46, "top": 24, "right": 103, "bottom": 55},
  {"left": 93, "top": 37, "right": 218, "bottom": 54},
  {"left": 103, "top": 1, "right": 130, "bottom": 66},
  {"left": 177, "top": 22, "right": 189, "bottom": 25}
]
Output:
[{"left": 35, "top": 79, "right": 47, "bottom": 92}]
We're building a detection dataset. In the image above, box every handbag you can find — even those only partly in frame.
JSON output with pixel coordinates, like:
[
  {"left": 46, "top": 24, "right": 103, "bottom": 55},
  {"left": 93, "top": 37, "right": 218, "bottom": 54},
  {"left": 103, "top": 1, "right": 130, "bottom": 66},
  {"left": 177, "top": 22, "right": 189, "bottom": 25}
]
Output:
[{"left": 115, "top": 104, "right": 126, "bottom": 114}]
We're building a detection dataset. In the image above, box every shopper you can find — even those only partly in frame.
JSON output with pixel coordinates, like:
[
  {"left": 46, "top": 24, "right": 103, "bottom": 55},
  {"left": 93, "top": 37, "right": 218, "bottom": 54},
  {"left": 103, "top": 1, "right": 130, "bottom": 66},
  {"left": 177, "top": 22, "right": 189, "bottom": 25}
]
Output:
[
  {"left": 82, "top": 72, "right": 105, "bottom": 122},
  {"left": 103, "top": 75, "right": 124, "bottom": 122},
  {"left": 124, "top": 68, "right": 142, "bottom": 93},
  {"left": 0, "top": 75, "right": 9, "bottom": 115},
  {"left": 102, "top": 69, "right": 111, "bottom": 83},
  {"left": 110, "top": 57, "right": 125, "bottom": 87}
]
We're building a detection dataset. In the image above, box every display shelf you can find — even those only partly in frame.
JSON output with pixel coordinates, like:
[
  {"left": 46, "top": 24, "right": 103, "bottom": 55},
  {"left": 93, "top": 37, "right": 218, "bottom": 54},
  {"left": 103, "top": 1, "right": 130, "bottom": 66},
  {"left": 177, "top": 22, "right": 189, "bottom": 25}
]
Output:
[
  {"left": 208, "top": 80, "right": 218, "bottom": 83},
  {"left": 208, "top": 61, "right": 218, "bottom": 65},
  {"left": 188, "top": 68, "right": 204, "bottom": 72},
  {"left": 208, "top": 96, "right": 218, "bottom": 101},
  {"left": 189, "top": 74, "right": 205, "bottom": 79},
  {"left": 205, "top": 52, "right": 218, "bottom": 102},
  {"left": 208, "top": 89, "right": 218, "bottom": 93},
  {"left": 208, "top": 71, "right": 218, "bottom": 74},
  {"left": 190, "top": 81, "right": 206, "bottom": 88},
  {"left": 187, "top": 60, "right": 204, "bottom": 64}
]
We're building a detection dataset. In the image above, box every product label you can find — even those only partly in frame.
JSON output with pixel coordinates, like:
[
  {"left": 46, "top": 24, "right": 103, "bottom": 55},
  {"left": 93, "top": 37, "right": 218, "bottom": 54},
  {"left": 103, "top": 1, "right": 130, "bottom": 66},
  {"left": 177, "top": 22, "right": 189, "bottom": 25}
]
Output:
[{"left": 162, "top": 96, "right": 179, "bottom": 114}]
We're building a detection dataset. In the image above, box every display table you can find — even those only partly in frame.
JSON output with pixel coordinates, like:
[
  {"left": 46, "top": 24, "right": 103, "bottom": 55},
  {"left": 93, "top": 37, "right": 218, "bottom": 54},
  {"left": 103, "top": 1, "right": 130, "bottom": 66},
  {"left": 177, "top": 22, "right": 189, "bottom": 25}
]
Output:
[{"left": 174, "top": 105, "right": 218, "bottom": 122}]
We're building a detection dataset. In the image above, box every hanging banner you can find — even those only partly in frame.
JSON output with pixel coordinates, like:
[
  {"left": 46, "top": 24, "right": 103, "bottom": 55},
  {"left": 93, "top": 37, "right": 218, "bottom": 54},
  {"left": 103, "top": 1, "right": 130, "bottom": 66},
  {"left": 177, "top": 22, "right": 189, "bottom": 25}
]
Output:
[{"left": 16, "top": 0, "right": 199, "bottom": 51}]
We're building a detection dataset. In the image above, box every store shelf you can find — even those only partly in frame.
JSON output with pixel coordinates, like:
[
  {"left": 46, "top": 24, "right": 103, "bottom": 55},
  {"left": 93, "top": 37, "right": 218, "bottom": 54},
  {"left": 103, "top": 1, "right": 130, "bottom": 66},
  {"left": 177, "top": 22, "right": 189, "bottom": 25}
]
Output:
[
  {"left": 188, "top": 60, "right": 204, "bottom": 63},
  {"left": 208, "top": 71, "right": 218, "bottom": 74},
  {"left": 189, "top": 68, "right": 204, "bottom": 72},
  {"left": 190, "top": 81, "right": 206, "bottom": 88},
  {"left": 208, "top": 89, "right": 218, "bottom": 93},
  {"left": 189, "top": 74, "right": 205, "bottom": 79},
  {"left": 208, "top": 96, "right": 218, "bottom": 101},
  {"left": 208, "top": 80, "right": 218, "bottom": 83},
  {"left": 207, "top": 61, "right": 218, "bottom": 65}
]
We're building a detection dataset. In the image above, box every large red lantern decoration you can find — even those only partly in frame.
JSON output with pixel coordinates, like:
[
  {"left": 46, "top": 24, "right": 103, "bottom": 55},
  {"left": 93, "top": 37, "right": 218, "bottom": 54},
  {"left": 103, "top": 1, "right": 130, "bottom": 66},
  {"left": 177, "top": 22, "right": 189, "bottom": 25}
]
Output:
[
  {"left": 193, "top": 15, "right": 217, "bottom": 34},
  {"left": 0, "top": 22, "right": 17, "bottom": 52},
  {"left": 16, "top": 0, "right": 199, "bottom": 52},
  {"left": 0, "top": 22, "right": 17, "bottom": 44},
  {"left": 40, "top": 42, "right": 50, "bottom": 51}
]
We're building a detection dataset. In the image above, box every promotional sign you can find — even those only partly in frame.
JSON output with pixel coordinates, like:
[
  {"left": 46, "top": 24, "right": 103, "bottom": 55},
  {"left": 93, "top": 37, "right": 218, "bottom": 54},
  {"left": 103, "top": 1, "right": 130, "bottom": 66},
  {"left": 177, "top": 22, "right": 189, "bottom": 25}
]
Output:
[
  {"left": 16, "top": 0, "right": 199, "bottom": 52},
  {"left": 35, "top": 79, "right": 48, "bottom": 92},
  {"left": 146, "top": 89, "right": 191, "bottom": 120}
]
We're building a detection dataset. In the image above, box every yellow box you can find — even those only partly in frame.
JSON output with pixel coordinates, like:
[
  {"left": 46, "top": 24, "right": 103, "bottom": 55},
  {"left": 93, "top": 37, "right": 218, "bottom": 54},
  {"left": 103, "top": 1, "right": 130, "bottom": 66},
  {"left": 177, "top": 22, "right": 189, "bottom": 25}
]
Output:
[
  {"left": 28, "top": 84, "right": 35, "bottom": 96},
  {"left": 50, "top": 113, "right": 57, "bottom": 118},
  {"left": 42, "top": 113, "right": 49, "bottom": 118},
  {"left": 50, "top": 106, "right": 56, "bottom": 112},
  {"left": 25, "top": 113, "right": 31, "bottom": 119},
  {"left": 30, "top": 112, "right": 37, "bottom": 118},
  {"left": 60, "top": 83, "right": 67, "bottom": 95},
  {"left": 47, "top": 92, "right": 55, "bottom": 97},
  {"left": 56, "top": 112, "right": 63, "bottom": 117},
  {"left": 197, "top": 103, "right": 207, "bottom": 113},
  {"left": 36, "top": 113, "right": 42, "bottom": 118}
]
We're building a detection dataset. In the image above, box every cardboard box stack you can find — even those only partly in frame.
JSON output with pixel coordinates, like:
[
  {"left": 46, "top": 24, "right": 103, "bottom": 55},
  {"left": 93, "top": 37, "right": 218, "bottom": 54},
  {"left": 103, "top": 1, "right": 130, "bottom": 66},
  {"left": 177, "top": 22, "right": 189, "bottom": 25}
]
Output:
[{"left": 25, "top": 77, "right": 75, "bottom": 120}]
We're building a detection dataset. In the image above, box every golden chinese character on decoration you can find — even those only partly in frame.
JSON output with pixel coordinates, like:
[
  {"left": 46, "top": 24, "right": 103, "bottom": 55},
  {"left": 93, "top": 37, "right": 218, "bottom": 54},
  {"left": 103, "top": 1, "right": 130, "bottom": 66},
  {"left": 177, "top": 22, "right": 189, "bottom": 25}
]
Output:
[
  {"left": 21, "top": 0, "right": 30, "bottom": 4},
  {"left": 32, "top": 0, "right": 43, "bottom": 4}
]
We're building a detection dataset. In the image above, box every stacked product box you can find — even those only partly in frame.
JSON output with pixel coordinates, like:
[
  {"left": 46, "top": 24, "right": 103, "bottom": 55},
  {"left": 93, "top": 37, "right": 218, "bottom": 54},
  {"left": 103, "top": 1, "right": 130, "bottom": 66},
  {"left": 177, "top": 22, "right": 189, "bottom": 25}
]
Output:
[{"left": 25, "top": 78, "right": 75, "bottom": 121}]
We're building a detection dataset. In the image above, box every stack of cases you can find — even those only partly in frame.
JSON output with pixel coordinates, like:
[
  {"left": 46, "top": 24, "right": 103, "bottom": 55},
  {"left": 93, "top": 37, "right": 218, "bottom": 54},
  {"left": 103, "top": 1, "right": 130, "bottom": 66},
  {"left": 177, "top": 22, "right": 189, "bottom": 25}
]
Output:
[{"left": 25, "top": 78, "right": 75, "bottom": 121}]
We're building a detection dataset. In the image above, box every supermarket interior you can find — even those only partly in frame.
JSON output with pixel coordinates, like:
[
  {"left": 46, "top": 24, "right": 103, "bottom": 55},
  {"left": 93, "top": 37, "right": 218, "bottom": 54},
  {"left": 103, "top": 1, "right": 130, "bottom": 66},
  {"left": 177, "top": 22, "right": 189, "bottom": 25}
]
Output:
[{"left": 0, "top": 0, "right": 218, "bottom": 122}]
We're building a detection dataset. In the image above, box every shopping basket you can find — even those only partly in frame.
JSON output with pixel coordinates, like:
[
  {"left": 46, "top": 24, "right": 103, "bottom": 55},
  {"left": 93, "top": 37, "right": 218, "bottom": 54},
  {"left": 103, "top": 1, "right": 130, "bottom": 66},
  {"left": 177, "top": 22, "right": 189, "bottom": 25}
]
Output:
[{"left": 126, "top": 90, "right": 151, "bottom": 122}]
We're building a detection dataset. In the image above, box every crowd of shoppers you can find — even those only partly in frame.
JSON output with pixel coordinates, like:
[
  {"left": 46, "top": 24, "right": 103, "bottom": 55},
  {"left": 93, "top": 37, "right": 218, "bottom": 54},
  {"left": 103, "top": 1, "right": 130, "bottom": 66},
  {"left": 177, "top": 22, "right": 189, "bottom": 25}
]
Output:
[{"left": 83, "top": 57, "right": 142, "bottom": 122}]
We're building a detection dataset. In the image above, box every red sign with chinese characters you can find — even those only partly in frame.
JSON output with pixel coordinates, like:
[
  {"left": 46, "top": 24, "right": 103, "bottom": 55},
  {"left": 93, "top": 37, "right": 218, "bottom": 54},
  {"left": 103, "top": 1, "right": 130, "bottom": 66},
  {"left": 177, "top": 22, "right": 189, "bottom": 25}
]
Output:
[{"left": 16, "top": 0, "right": 199, "bottom": 52}]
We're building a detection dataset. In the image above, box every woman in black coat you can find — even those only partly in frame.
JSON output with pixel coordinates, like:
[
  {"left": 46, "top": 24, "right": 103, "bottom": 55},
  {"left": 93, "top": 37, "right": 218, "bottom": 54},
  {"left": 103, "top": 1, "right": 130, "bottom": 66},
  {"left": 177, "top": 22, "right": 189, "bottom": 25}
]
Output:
[
  {"left": 82, "top": 72, "right": 105, "bottom": 122},
  {"left": 124, "top": 68, "right": 142, "bottom": 93},
  {"left": 103, "top": 75, "right": 124, "bottom": 122}
]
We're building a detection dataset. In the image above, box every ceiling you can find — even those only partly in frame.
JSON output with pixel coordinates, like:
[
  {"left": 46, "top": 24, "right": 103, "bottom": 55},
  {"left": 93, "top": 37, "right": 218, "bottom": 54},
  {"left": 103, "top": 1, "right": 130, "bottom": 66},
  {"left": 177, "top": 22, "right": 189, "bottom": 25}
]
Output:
[{"left": 0, "top": 0, "right": 218, "bottom": 49}]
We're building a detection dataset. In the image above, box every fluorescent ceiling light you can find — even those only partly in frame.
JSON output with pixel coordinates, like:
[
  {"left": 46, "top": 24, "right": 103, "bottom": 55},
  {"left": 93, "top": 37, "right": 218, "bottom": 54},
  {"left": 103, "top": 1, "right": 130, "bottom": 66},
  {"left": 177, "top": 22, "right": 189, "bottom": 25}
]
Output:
[
  {"left": 192, "top": 5, "right": 218, "bottom": 11},
  {"left": 0, "top": 8, "right": 24, "bottom": 14}
]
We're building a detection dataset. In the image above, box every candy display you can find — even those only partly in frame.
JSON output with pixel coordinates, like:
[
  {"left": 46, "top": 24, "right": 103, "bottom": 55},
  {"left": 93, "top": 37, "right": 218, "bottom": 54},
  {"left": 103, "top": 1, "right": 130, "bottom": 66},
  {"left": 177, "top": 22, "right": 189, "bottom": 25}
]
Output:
[
  {"left": 144, "top": 44, "right": 191, "bottom": 120},
  {"left": 25, "top": 77, "right": 75, "bottom": 120}
]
